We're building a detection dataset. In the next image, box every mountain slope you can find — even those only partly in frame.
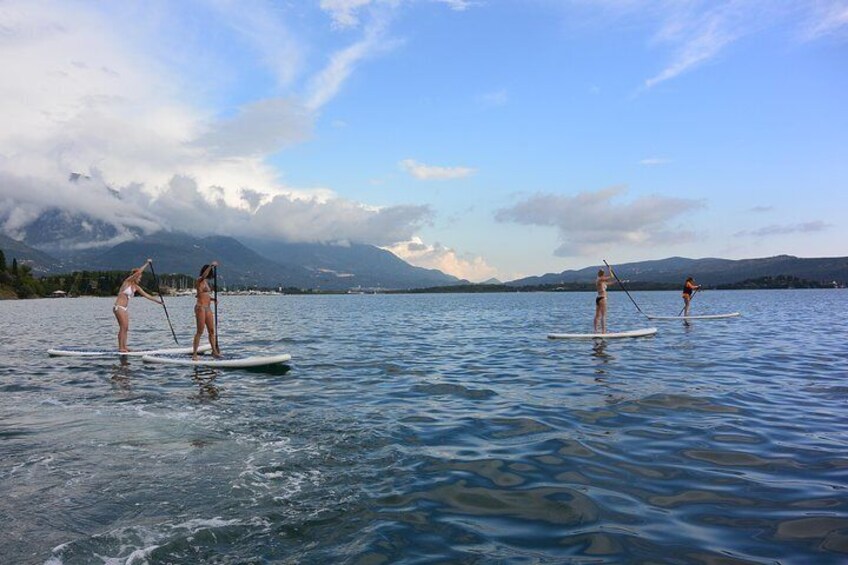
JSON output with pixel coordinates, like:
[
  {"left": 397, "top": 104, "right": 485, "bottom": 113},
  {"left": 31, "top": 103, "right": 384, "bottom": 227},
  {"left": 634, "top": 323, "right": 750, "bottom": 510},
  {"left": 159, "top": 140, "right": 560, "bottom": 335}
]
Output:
[
  {"left": 242, "top": 239, "right": 463, "bottom": 289},
  {"left": 5, "top": 206, "right": 463, "bottom": 289},
  {"left": 0, "top": 234, "right": 63, "bottom": 273},
  {"left": 68, "top": 232, "right": 462, "bottom": 290},
  {"left": 83, "top": 232, "right": 315, "bottom": 288},
  {"left": 508, "top": 255, "right": 848, "bottom": 286}
]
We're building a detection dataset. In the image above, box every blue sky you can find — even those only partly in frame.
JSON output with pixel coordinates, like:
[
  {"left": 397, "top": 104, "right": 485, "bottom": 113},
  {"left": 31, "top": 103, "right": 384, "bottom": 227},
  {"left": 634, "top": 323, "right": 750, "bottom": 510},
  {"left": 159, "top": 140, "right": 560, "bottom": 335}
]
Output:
[{"left": 0, "top": 1, "right": 845, "bottom": 281}]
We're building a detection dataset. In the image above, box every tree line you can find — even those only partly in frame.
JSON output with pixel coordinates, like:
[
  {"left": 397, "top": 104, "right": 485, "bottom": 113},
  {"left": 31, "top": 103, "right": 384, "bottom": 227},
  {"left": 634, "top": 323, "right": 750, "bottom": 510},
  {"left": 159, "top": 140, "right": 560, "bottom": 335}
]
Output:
[
  {"left": 0, "top": 249, "right": 44, "bottom": 298},
  {"left": 715, "top": 275, "right": 833, "bottom": 290},
  {"left": 0, "top": 248, "right": 197, "bottom": 299}
]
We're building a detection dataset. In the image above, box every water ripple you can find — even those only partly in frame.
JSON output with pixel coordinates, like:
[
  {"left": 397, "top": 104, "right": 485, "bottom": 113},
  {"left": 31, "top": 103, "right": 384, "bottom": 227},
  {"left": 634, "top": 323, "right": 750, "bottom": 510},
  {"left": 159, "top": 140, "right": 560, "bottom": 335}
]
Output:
[{"left": 1, "top": 290, "right": 847, "bottom": 563}]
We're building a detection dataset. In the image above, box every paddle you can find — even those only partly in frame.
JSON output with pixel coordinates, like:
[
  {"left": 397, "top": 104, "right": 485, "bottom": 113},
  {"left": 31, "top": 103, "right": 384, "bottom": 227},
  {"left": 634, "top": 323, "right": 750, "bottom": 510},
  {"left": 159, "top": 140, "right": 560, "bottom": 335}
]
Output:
[
  {"left": 213, "top": 265, "right": 220, "bottom": 354},
  {"left": 603, "top": 259, "right": 647, "bottom": 317},
  {"left": 149, "top": 260, "right": 179, "bottom": 345},
  {"left": 678, "top": 287, "right": 699, "bottom": 317}
]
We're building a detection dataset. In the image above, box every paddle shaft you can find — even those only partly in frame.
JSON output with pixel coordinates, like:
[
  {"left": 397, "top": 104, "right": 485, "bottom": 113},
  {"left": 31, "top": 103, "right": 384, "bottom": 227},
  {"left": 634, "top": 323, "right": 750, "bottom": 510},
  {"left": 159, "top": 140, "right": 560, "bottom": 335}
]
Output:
[
  {"left": 149, "top": 262, "right": 179, "bottom": 345},
  {"left": 213, "top": 266, "right": 220, "bottom": 352},
  {"left": 603, "top": 260, "right": 647, "bottom": 317}
]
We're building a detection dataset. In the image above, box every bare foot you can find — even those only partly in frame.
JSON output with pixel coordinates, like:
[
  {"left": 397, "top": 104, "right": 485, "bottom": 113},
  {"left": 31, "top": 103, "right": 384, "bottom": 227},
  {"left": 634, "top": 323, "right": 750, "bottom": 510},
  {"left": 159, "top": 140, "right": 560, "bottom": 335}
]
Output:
[{"left": 192, "top": 355, "right": 198, "bottom": 361}]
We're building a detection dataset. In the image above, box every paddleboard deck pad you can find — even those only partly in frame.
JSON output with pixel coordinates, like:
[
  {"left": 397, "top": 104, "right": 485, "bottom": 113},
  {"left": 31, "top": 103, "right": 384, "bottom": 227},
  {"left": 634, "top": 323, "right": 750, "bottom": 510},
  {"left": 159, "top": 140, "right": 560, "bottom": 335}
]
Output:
[
  {"left": 548, "top": 328, "right": 658, "bottom": 339},
  {"left": 646, "top": 313, "right": 740, "bottom": 320},
  {"left": 142, "top": 353, "right": 292, "bottom": 368},
  {"left": 48, "top": 344, "right": 212, "bottom": 357}
]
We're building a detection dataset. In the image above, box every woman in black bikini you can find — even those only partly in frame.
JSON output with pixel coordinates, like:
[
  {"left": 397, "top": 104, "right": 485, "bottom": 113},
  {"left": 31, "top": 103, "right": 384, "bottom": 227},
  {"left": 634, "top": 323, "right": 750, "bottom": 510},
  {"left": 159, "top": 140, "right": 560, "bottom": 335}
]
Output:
[
  {"left": 682, "top": 277, "right": 701, "bottom": 317},
  {"left": 594, "top": 267, "right": 614, "bottom": 334},
  {"left": 193, "top": 261, "right": 221, "bottom": 360},
  {"left": 113, "top": 258, "right": 163, "bottom": 352}
]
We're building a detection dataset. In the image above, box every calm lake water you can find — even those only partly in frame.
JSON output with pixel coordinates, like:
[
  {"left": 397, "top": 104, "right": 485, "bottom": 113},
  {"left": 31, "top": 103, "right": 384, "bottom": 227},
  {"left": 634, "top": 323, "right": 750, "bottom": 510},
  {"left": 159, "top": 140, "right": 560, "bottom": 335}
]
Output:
[{"left": 1, "top": 290, "right": 847, "bottom": 564}]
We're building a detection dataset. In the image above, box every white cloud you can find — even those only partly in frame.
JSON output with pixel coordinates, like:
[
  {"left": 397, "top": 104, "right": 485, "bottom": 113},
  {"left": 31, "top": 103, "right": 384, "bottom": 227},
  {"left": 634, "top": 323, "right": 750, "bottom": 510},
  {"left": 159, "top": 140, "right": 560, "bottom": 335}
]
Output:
[
  {"left": 250, "top": 193, "right": 432, "bottom": 245},
  {"left": 320, "top": 0, "right": 376, "bottom": 28},
  {"left": 0, "top": 170, "right": 162, "bottom": 245},
  {"left": 639, "top": 157, "right": 671, "bottom": 166},
  {"left": 137, "top": 177, "right": 431, "bottom": 245},
  {"left": 384, "top": 237, "right": 498, "bottom": 281},
  {"left": 569, "top": 1, "right": 843, "bottom": 89},
  {"left": 643, "top": 1, "right": 848, "bottom": 88},
  {"left": 800, "top": 1, "right": 848, "bottom": 40},
  {"left": 643, "top": 5, "right": 742, "bottom": 89},
  {"left": 306, "top": 20, "right": 395, "bottom": 111},
  {"left": 400, "top": 159, "right": 476, "bottom": 180},
  {"left": 735, "top": 221, "right": 831, "bottom": 237},
  {"left": 207, "top": 0, "right": 304, "bottom": 88},
  {"left": 495, "top": 185, "right": 703, "bottom": 257},
  {"left": 0, "top": 170, "right": 431, "bottom": 249},
  {"left": 195, "top": 98, "right": 313, "bottom": 158},
  {"left": 477, "top": 88, "right": 509, "bottom": 108},
  {"left": 319, "top": 0, "right": 477, "bottom": 28},
  {"left": 0, "top": 1, "right": 303, "bottom": 206},
  {"left": 433, "top": 0, "right": 478, "bottom": 12},
  {"left": 0, "top": 1, "right": 430, "bottom": 249}
]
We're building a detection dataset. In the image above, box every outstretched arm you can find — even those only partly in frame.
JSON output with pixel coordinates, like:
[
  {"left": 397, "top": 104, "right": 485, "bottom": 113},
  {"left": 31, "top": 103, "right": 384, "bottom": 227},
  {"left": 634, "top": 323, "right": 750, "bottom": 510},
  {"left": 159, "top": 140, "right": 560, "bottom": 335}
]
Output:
[
  {"left": 199, "top": 260, "right": 219, "bottom": 280},
  {"left": 137, "top": 258, "right": 153, "bottom": 272},
  {"left": 136, "top": 286, "right": 163, "bottom": 304}
]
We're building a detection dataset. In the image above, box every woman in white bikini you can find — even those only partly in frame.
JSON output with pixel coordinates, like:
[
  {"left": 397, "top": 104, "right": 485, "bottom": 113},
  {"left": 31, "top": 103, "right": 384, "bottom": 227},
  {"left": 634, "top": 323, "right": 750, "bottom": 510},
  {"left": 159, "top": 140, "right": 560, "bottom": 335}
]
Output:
[
  {"left": 193, "top": 261, "right": 221, "bottom": 360},
  {"left": 594, "top": 267, "right": 614, "bottom": 334},
  {"left": 113, "top": 258, "right": 163, "bottom": 352}
]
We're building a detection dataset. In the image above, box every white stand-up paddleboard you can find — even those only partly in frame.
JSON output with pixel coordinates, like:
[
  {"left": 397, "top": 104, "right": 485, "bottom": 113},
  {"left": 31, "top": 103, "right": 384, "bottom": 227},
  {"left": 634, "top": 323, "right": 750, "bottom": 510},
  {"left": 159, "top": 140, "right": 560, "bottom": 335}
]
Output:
[
  {"left": 48, "top": 344, "right": 212, "bottom": 357},
  {"left": 141, "top": 353, "right": 292, "bottom": 368},
  {"left": 646, "top": 312, "right": 740, "bottom": 320},
  {"left": 548, "top": 328, "right": 657, "bottom": 339}
]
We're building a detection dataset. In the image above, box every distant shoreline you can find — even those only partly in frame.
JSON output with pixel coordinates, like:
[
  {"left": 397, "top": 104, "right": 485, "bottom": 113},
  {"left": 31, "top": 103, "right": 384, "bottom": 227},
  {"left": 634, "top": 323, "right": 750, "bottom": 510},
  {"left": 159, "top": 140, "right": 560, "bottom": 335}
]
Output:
[{"left": 4, "top": 282, "right": 843, "bottom": 301}]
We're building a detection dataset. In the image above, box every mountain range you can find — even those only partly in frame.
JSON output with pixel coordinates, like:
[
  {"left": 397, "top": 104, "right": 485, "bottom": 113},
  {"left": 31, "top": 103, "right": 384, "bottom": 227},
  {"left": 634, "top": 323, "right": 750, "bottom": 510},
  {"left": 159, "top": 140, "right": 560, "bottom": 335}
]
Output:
[
  {"left": 1, "top": 210, "right": 846, "bottom": 289},
  {"left": 0, "top": 216, "right": 463, "bottom": 289},
  {"left": 82, "top": 233, "right": 462, "bottom": 289},
  {"left": 508, "top": 255, "right": 848, "bottom": 287}
]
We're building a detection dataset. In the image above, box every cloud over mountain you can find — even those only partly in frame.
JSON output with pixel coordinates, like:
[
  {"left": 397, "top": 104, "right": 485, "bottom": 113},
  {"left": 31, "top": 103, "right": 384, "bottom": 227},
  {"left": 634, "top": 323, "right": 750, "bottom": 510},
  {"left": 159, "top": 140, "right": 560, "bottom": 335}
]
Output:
[
  {"left": 385, "top": 237, "right": 497, "bottom": 282},
  {"left": 0, "top": 1, "right": 433, "bottom": 251}
]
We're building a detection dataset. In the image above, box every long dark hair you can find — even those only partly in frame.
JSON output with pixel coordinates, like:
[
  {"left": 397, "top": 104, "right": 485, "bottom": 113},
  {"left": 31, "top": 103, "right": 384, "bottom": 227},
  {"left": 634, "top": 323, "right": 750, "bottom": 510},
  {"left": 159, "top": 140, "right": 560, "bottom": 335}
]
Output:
[{"left": 200, "top": 264, "right": 210, "bottom": 278}]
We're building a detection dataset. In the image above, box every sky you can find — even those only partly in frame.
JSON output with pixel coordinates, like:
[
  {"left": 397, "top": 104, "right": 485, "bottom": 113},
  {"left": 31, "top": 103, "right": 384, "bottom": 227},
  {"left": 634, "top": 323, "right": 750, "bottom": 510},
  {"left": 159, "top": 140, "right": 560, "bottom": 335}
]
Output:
[{"left": 0, "top": 0, "right": 846, "bottom": 281}]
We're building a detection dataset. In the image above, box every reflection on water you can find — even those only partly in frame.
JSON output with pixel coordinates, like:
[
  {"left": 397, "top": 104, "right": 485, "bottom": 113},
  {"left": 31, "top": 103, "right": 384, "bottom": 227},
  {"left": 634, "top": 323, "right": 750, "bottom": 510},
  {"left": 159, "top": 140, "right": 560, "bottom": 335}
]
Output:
[
  {"left": 591, "top": 340, "right": 613, "bottom": 376},
  {"left": 192, "top": 368, "right": 220, "bottom": 401},
  {"left": 109, "top": 356, "right": 132, "bottom": 389},
  {"left": 1, "top": 290, "right": 847, "bottom": 563}
]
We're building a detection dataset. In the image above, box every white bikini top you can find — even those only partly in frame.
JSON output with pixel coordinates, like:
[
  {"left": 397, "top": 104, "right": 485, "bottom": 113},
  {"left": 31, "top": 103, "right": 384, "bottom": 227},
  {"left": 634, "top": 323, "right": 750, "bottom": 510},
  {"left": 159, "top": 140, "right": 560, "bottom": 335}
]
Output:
[{"left": 122, "top": 285, "right": 134, "bottom": 298}]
